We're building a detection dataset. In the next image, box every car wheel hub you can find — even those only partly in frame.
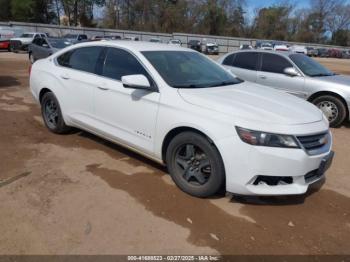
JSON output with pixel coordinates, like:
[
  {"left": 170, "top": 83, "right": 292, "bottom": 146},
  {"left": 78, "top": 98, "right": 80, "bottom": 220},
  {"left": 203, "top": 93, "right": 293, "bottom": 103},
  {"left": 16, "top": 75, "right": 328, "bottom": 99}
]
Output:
[
  {"left": 175, "top": 144, "right": 211, "bottom": 186},
  {"left": 317, "top": 101, "right": 338, "bottom": 122},
  {"left": 44, "top": 99, "right": 58, "bottom": 128}
]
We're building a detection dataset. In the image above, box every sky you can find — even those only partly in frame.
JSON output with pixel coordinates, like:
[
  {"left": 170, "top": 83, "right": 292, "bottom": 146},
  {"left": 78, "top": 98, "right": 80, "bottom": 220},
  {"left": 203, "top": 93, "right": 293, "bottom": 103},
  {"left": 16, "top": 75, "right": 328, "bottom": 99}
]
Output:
[{"left": 245, "top": 0, "right": 310, "bottom": 18}]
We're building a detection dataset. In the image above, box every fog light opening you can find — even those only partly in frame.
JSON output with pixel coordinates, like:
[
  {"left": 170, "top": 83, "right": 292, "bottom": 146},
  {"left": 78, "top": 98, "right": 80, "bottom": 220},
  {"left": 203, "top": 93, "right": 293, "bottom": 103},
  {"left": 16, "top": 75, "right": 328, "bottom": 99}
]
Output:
[{"left": 253, "top": 176, "right": 293, "bottom": 186}]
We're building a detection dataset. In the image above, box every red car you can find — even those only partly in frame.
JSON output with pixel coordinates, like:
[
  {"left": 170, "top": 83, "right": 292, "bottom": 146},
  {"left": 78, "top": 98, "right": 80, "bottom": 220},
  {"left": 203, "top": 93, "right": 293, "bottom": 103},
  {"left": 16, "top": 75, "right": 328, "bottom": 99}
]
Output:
[
  {"left": 0, "top": 29, "right": 15, "bottom": 51},
  {"left": 0, "top": 40, "right": 10, "bottom": 51}
]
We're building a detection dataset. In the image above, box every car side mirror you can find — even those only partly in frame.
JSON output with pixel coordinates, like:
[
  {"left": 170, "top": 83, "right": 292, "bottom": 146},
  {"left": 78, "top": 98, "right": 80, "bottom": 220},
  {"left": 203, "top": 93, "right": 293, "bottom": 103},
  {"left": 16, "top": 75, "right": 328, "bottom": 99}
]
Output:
[
  {"left": 284, "top": 67, "right": 300, "bottom": 77},
  {"left": 121, "top": 74, "right": 151, "bottom": 90}
]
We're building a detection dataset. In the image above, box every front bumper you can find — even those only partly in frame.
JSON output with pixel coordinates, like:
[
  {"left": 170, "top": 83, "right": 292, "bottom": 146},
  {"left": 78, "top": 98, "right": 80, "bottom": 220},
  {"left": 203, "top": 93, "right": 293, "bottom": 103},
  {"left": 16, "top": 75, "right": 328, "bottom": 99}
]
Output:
[{"left": 217, "top": 130, "right": 333, "bottom": 196}]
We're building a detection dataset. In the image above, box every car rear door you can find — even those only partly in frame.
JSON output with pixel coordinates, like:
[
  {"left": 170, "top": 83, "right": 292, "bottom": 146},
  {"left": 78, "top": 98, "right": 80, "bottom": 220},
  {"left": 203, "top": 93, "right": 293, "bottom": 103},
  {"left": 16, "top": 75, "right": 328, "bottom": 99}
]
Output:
[
  {"left": 223, "top": 52, "right": 258, "bottom": 83},
  {"left": 256, "top": 53, "right": 306, "bottom": 99},
  {"left": 92, "top": 47, "right": 160, "bottom": 154},
  {"left": 55, "top": 46, "right": 104, "bottom": 125}
]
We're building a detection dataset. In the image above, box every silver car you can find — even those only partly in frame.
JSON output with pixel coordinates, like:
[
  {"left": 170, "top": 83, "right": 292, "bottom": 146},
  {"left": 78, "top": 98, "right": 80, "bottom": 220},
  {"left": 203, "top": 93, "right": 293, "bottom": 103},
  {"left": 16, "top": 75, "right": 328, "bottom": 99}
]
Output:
[
  {"left": 28, "top": 38, "right": 72, "bottom": 64},
  {"left": 218, "top": 50, "right": 350, "bottom": 127}
]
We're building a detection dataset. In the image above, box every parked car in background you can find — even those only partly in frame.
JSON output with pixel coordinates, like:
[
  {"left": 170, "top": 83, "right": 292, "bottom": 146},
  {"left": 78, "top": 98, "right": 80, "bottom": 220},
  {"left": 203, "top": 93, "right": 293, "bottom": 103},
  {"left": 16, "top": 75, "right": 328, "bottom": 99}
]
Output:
[
  {"left": 124, "top": 36, "right": 139, "bottom": 41},
  {"left": 328, "top": 48, "right": 342, "bottom": 58},
  {"left": 306, "top": 47, "right": 318, "bottom": 57},
  {"left": 260, "top": 42, "right": 273, "bottom": 50},
  {"left": 149, "top": 38, "right": 162, "bottom": 43},
  {"left": 28, "top": 37, "right": 72, "bottom": 63},
  {"left": 10, "top": 32, "right": 47, "bottom": 52},
  {"left": 240, "top": 44, "right": 253, "bottom": 50},
  {"left": 341, "top": 50, "right": 350, "bottom": 59},
  {"left": 274, "top": 44, "right": 289, "bottom": 51},
  {"left": 63, "top": 34, "right": 88, "bottom": 43},
  {"left": 317, "top": 48, "right": 329, "bottom": 57},
  {"left": 0, "top": 28, "right": 14, "bottom": 51},
  {"left": 30, "top": 41, "right": 333, "bottom": 197},
  {"left": 168, "top": 39, "right": 181, "bottom": 46},
  {"left": 204, "top": 42, "right": 219, "bottom": 55},
  {"left": 290, "top": 45, "right": 307, "bottom": 54},
  {"left": 187, "top": 39, "right": 202, "bottom": 52},
  {"left": 91, "top": 35, "right": 122, "bottom": 41},
  {"left": 218, "top": 50, "right": 350, "bottom": 127}
]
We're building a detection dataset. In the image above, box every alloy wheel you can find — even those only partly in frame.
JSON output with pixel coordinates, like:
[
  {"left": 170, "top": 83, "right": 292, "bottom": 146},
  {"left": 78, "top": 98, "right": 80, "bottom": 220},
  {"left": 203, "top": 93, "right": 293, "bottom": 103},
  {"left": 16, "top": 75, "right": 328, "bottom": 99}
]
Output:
[
  {"left": 43, "top": 99, "right": 59, "bottom": 129},
  {"left": 174, "top": 144, "right": 212, "bottom": 185}
]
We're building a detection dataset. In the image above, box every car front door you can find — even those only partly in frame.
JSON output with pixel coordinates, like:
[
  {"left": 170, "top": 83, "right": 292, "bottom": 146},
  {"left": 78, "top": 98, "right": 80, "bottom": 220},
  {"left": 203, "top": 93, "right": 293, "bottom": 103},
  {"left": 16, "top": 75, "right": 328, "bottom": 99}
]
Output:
[
  {"left": 92, "top": 47, "right": 160, "bottom": 154},
  {"left": 256, "top": 53, "right": 306, "bottom": 99},
  {"left": 55, "top": 46, "right": 104, "bottom": 125},
  {"left": 223, "top": 52, "right": 258, "bottom": 83},
  {"left": 35, "top": 39, "right": 50, "bottom": 59}
]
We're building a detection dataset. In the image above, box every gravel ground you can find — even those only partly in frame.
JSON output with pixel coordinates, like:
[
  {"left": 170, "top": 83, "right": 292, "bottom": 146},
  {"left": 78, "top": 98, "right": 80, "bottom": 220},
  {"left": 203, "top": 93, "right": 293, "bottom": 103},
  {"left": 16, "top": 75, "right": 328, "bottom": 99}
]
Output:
[{"left": 0, "top": 51, "right": 349, "bottom": 255}]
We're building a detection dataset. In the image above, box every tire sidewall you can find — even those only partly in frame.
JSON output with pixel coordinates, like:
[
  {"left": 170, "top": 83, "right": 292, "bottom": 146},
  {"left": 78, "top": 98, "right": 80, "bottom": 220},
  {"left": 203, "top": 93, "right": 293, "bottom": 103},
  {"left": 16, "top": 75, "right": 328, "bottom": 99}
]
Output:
[
  {"left": 166, "top": 132, "right": 225, "bottom": 198},
  {"left": 41, "top": 92, "right": 69, "bottom": 134}
]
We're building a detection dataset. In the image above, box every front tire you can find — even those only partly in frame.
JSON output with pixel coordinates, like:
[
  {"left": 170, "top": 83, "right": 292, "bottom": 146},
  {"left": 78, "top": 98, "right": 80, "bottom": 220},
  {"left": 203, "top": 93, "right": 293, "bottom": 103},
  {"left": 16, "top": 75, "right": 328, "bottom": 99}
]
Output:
[
  {"left": 166, "top": 132, "right": 225, "bottom": 198},
  {"left": 312, "top": 95, "right": 347, "bottom": 128},
  {"left": 41, "top": 92, "right": 71, "bottom": 134}
]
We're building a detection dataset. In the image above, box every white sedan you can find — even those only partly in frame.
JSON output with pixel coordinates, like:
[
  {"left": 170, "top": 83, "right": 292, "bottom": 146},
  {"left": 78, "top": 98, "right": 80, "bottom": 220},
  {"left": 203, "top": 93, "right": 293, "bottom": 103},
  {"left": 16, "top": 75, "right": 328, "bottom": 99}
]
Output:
[{"left": 29, "top": 41, "right": 333, "bottom": 197}]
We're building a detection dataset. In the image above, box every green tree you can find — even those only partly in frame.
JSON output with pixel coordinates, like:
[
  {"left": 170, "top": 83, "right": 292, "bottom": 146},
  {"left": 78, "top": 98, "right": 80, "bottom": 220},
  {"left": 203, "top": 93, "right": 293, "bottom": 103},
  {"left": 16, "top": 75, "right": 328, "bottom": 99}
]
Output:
[{"left": 0, "top": 0, "right": 12, "bottom": 21}]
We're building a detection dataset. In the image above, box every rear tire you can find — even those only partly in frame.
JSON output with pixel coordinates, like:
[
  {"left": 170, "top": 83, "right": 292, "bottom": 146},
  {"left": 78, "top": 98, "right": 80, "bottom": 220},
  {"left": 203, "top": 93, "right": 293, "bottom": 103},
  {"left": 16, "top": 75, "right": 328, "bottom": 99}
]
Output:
[
  {"left": 41, "top": 92, "right": 71, "bottom": 134},
  {"left": 312, "top": 95, "right": 347, "bottom": 128},
  {"left": 165, "top": 132, "right": 225, "bottom": 198}
]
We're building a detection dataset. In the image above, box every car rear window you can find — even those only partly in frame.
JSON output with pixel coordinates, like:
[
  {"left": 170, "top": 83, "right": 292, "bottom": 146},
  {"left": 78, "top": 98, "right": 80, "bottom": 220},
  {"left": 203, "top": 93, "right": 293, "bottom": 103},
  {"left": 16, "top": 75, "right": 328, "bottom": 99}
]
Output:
[
  {"left": 222, "top": 54, "right": 235, "bottom": 66},
  {"left": 57, "top": 46, "right": 103, "bottom": 74},
  {"left": 232, "top": 52, "right": 258, "bottom": 70}
]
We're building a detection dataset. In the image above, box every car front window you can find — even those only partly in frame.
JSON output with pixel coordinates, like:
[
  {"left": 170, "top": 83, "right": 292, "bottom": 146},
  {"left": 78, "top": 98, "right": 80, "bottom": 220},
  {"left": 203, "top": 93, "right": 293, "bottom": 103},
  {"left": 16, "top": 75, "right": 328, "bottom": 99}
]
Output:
[
  {"left": 289, "top": 54, "right": 335, "bottom": 77},
  {"left": 142, "top": 51, "right": 241, "bottom": 88}
]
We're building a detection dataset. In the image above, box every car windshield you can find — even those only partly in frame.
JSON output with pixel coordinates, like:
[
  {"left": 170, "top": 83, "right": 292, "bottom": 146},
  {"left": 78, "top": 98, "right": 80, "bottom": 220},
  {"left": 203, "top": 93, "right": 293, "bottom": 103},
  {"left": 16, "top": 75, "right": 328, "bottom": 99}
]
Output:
[
  {"left": 21, "top": 33, "right": 34, "bottom": 38},
  {"left": 142, "top": 51, "right": 242, "bottom": 88},
  {"left": 289, "top": 53, "right": 335, "bottom": 77},
  {"left": 48, "top": 39, "right": 72, "bottom": 49}
]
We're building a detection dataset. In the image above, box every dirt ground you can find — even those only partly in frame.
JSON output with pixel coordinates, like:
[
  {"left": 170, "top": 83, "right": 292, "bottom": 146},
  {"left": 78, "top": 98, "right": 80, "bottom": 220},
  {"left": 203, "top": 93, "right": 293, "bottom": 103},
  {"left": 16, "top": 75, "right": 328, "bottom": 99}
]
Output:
[{"left": 0, "top": 51, "right": 350, "bottom": 255}]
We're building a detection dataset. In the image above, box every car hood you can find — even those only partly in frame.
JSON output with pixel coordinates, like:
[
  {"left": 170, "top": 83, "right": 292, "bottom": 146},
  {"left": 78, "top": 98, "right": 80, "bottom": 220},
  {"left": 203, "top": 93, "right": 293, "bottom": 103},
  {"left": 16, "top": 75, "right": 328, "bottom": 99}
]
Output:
[
  {"left": 178, "top": 82, "right": 323, "bottom": 125},
  {"left": 314, "top": 74, "right": 350, "bottom": 86}
]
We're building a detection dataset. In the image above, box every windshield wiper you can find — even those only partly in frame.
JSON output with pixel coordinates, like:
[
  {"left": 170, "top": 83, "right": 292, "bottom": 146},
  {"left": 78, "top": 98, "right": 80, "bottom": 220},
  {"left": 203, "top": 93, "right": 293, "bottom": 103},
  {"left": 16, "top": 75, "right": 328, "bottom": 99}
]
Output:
[
  {"left": 310, "top": 73, "right": 335, "bottom": 77},
  {"left": 173, "top": 84, "right": 203, "bottom": 88},
  {"left": 207, "top": 80, "right": 239, "bottom": 87}
]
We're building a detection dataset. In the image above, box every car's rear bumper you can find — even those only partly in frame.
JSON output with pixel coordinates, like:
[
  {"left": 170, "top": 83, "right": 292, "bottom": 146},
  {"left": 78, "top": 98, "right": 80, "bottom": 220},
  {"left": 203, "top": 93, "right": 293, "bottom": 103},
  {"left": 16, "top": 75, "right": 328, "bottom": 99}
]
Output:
[{"left": 216, "top": 128, "right": 333, "bottom": 196}]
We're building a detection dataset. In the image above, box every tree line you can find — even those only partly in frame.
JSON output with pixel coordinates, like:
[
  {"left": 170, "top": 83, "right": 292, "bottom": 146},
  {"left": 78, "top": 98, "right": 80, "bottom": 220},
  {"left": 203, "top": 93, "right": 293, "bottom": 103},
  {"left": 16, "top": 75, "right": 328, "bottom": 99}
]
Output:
[{"left": 1, "top": 0, "right": 350, "bottom": 46}]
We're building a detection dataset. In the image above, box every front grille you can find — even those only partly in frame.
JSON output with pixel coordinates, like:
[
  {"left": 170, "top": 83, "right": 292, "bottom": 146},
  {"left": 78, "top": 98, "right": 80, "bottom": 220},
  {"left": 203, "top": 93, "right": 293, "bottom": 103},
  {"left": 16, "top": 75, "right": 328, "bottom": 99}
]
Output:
[{"left": 297, "top": 132, "right": 329, "bottom": 155}]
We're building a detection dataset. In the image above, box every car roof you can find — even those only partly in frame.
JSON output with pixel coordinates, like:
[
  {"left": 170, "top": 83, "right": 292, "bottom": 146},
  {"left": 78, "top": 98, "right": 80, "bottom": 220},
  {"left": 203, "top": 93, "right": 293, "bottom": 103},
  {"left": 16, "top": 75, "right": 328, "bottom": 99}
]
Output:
[
  {"left": 69, "top": 40, "right": 191, "bottom": 52},
  {"left": 228, "top": 49, "right": 294, "bottom": 58}
]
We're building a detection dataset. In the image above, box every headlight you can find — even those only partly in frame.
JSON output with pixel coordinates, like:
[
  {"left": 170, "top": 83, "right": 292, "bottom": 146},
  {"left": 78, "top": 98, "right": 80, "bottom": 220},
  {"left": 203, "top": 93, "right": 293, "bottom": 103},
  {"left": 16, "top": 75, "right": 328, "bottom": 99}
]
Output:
[{"left": 235, "top": 127, "right": 300, "bottom": 148}]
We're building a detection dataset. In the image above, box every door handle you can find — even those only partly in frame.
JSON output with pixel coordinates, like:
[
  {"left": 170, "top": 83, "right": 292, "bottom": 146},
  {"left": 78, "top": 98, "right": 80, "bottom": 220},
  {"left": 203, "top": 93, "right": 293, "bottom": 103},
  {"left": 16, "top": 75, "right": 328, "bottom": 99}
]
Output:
[
  {"left": 259, "top": 75, "right": 267, "bottom": 79},
  {"left": 97, "top": 86, "right": 109, "bottom": 91},
  {"left": 60, "top": 74, "right": 70, "bottom": 80}
]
